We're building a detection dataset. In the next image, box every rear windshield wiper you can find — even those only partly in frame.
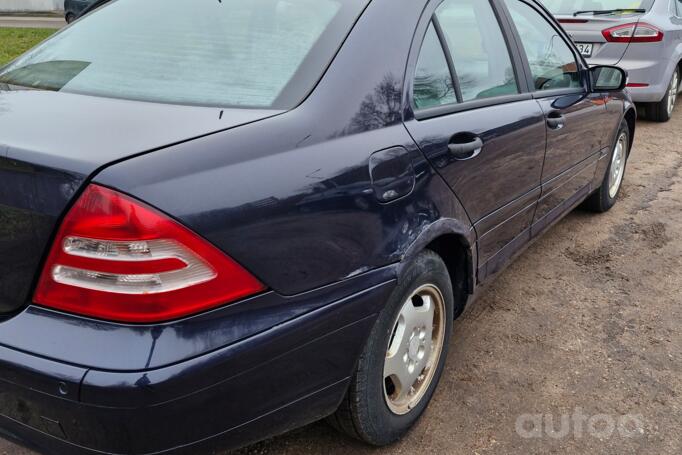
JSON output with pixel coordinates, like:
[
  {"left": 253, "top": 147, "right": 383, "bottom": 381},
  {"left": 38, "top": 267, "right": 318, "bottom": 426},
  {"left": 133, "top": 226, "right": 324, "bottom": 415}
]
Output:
[{"left": 573, "top": 8, "right": 646, "bottom": 16}]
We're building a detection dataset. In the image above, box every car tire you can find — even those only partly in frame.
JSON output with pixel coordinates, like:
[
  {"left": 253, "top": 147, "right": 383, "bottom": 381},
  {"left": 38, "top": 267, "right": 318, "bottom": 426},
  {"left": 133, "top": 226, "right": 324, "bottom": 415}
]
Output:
[
  {"left": 645, "top": 67, "right": 679, "bottom": 122},
  {"left": 583, "top": 120, "right": 630, "bottom": 213},
  {"left": 65, "top": 13, "right": 75, "bottom": 23},
  {"left": 329, "top": 250, "right": 454, "bottom": 446}
]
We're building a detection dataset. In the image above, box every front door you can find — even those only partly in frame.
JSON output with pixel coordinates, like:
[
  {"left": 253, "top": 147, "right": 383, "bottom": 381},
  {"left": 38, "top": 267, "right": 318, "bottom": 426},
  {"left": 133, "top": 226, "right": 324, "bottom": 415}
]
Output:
[
  {"left": 403, "top": 0, "right": 548, "bottom": 280},
  {"left": 501, "top": 0, "right": 609, "bottom": 233}
]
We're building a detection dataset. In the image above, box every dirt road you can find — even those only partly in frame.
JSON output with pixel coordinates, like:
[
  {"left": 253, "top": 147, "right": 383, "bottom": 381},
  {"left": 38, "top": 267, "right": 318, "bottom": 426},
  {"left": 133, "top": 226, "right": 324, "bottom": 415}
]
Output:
[{"left": 1, "top": 112, "right": 680, "bottom": 455}]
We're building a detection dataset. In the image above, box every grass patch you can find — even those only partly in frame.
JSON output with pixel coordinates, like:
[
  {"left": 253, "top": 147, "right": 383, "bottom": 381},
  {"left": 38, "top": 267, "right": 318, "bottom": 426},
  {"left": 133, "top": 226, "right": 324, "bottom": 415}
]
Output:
[{"left": 0, "top": 28, "right": 55, "bottom": 66}]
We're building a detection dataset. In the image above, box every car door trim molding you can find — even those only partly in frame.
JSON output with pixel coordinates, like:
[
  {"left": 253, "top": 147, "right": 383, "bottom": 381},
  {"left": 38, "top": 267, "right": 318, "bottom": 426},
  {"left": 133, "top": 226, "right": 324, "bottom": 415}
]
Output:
[
  {"left": 531, "top": 87, "right": 587, "bottom": 99},
  {"left": 413, "top": 93, "right": 534, "bottom": 120},
  {"left": 431, "top": 16, "right": 465, "bottom": 103}
]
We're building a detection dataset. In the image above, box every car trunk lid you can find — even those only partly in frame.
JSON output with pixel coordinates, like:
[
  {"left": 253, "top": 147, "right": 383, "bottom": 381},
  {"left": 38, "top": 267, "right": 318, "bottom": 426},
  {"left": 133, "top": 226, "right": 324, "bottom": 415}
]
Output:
[
  {"left": 0, "top": 89, "right": 280, "bottom": 315},
  {"left": 556, "top": 14, "right": 644, "bottom": 65}
]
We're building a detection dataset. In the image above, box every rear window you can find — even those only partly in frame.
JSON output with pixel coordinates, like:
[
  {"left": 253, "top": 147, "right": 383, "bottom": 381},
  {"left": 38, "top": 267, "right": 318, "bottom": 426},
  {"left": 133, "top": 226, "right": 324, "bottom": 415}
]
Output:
[
  {"left": 0, "top": 0, "right": 368, "bottom": 109},
  {"left": 540, "top": 0, "right": 655, "bottom": 15}
]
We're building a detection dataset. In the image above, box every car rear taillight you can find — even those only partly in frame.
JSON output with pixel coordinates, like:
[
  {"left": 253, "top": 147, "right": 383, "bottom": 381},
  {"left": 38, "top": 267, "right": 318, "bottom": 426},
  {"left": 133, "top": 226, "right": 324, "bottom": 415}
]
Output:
[
  {"left": 602, "top": 22, "right": 663, "bottom": 43},
  {"left": 34, "top": 184, "right": 265, "bottom": 323}
]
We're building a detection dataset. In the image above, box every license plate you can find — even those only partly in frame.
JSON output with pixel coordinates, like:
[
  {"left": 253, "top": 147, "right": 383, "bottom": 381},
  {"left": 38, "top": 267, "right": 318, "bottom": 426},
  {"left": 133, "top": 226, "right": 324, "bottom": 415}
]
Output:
[{"left": 576, "top": 43, "right": 593, "bottom": 57}]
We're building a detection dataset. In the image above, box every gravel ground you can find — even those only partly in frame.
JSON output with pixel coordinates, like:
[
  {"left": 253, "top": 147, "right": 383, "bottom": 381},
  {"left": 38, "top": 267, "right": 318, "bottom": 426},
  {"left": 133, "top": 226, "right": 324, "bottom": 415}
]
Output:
[
  {"left": 0, "top": 17, "right": 64, "bottom": 29},
  {"left": 1, "top": 111, "right": 681, "bottom": 455}
]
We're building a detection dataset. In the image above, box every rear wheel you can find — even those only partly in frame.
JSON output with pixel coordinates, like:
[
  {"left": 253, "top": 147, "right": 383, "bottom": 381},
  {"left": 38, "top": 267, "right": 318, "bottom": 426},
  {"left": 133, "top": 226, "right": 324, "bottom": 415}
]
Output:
[
  {"left": 65, "top": 13, "right": 75, "bottom": 23},
  {"left": 329, "top": 250, "right": 453, "bottom": 446},
  {"left": 583, "top": 120, "right": 629, "bottom": 213},
  {"left": 645, "top": 67, "right": 679, "bottom": 122}
]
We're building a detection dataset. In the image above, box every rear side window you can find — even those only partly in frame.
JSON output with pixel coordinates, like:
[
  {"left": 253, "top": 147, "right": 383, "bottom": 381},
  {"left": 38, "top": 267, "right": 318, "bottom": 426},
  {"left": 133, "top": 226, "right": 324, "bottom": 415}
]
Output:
[
  {"left": 435, "top": 0, "right": 519, "bottom": 102},
  {"left": 0, "top": 0, "right": 369, "bottom": 109},
  {"left": 413, "top": 23, "right": 457, "bottom": 110},
  {"left": 503, "top": 0, "right": 582, "bottom": 92}
]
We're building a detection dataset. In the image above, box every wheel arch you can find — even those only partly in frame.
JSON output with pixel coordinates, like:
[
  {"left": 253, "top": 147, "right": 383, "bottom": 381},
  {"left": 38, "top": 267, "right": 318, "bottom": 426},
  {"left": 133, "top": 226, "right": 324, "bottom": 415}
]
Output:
[
  {"left": 623, "top": 107, "right": 636, "bottom": 154},
  {"left": 399, "top": 219, "right": 476, "bottom": 318}
]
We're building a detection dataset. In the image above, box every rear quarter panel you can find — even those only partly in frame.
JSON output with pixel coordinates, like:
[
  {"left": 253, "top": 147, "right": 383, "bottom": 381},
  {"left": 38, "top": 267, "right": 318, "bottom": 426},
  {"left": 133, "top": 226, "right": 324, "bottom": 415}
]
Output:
[
  {"left": 94, "top": 0, "right": 474, "bottom": 296},
  {"left": 666, "top": 8, "right": 682, "bottom": 81}
]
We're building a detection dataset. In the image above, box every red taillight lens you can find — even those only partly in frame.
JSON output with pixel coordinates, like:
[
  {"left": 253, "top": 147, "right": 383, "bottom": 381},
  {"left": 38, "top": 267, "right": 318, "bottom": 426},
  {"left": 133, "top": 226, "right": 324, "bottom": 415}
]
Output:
[
  {"left": 34, "top": 185, "right": 265, "bottom": 323},
  {"left": 602, "top": 22, "right": 663, "bottom": 43}
]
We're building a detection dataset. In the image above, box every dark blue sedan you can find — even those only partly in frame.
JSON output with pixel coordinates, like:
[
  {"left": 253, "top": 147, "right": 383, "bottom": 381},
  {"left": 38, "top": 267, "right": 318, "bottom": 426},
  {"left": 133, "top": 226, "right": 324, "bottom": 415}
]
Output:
[{"left": 0, "top": 0, "right": 633, "bottom": 453}]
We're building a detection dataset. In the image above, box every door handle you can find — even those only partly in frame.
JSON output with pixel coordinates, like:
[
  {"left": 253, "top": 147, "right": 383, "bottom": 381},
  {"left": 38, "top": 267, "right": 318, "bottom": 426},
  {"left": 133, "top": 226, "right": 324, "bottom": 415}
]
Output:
[
  {"left": 546, "top": 112, "right": 566, "bottom": 130},
  {"left": 448, "top": 137, "right": 483, "bottom": 161}
]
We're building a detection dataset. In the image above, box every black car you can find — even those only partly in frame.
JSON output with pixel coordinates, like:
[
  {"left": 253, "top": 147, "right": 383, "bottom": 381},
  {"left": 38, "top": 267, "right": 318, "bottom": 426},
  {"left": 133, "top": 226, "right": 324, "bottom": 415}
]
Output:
[
  {"left": 0, "top": 0, "right": 634, "bottom": 453},
  {"left": 64, "top": 0, "right": 106, "bottom": 23}
]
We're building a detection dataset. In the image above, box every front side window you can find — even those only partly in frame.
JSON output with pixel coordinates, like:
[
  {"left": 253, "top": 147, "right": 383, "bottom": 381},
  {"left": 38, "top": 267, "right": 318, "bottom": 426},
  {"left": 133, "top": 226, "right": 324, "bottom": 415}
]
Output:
[
  {"left": 413, "top": 23, "right": 457, "bottom": 110},
  {"left": 504, "top": 0, "right": 582, "bottom": 92},
  {"left": 435, "top": 0, "right": 519, "bottom": 102},
  {"left": 0, "top": 0, "right": 369, "bottom": 109}
]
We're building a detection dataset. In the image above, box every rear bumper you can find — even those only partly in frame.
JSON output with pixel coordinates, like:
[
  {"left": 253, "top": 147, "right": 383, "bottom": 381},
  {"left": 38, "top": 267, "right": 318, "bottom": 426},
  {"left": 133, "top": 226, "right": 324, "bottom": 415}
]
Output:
[
  {"left": 617, "top": 57, "right": 674, "bottom": 103},
  {"left": 587, "top": 51, "right": 676, "bottom": 103},
  {"left": 0, "top": 278, "right": 395, "bottom": 454}
]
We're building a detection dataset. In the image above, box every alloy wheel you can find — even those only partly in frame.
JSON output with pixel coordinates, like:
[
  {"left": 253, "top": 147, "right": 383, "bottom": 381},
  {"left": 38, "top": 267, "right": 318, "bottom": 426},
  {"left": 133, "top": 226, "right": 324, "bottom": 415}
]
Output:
[
  {"left": 608, "top": 132, "right": 628, "bottom": 199},
  {"left": 383, "top": 284, "right": 446, "bottom": 415},
  {"left": 667, "top": 70, "right": 679, "bottom": 117}
]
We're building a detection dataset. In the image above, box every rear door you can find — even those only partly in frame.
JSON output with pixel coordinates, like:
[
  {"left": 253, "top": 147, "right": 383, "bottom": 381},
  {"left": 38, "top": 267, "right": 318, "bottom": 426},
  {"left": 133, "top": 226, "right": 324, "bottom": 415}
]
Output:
[
  {"left": 404, "top": 0, "right": 548, "bottom": 280},
  {"left": 500, "top": 0, "right": 608, "bottom": 233}
]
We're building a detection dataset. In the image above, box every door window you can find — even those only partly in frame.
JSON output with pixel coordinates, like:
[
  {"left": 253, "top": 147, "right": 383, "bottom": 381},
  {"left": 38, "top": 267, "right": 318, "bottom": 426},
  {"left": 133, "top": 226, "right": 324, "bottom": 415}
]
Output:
[
  {"left": 503, "top": 0, "right": 582, "bottom": 91},
  {"left": 413, "top": 23, "right": 457, "bottom": 110},
  {"left": 435, "top": 0, "right": 519, "bottom": 102}
]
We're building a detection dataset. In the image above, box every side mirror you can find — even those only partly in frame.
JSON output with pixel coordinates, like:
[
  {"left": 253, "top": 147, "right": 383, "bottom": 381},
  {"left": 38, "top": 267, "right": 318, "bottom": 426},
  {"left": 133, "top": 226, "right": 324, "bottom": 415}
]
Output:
[{"left": 590, "top": 65, "right": 627, "bottom": 92}]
